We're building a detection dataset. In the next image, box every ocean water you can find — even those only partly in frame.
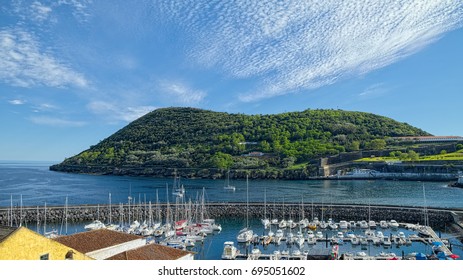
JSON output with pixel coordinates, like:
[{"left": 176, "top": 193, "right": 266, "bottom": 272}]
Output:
[
  {"left": 1, "top": 161, "right": 462, "bottom": 208},
  {"left": 1, "top": 161, "right": 463, "bottom": 260}
]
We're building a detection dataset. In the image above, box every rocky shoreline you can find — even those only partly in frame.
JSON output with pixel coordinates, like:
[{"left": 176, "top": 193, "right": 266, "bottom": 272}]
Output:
[
  {"left": 0, "top": 203, "right": 457, "bottom": 229},
  {"left": 49, "top": 163, "right": 460, "bottom": 182}
]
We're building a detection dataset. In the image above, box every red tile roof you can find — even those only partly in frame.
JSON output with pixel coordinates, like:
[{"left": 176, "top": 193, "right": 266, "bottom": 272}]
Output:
[
  {"left": 107, "top": 243, "right": 192, "bottom": 260},
  {"left": 54, "top": 229, "right": 142, "bottom": 253}
]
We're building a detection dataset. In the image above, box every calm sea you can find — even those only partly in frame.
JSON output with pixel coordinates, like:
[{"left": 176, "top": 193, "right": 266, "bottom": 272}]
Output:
[{"left": 1, "top": 161, "right": 462, "bottom": 260}]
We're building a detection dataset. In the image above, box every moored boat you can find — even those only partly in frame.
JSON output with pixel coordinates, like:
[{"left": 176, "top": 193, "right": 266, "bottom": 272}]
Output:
[{"left": 222, "top": 241, "right": 239, "bottom": 260}]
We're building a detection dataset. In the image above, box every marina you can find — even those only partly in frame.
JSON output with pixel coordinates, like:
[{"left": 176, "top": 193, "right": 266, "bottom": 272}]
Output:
[
  {"left": 220, "top": 219, "right": 458, "bottom": 260},
  {"left": 1, "top": 161, "right": 463, "bottom": 260}
]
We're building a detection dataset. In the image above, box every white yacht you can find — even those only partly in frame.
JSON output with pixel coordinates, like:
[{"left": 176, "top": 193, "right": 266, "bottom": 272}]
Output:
[
  {"left": 237, "top": 228, "right": 253, "bottom": 243},
  {"left": 389, "top": 220, "right": 399, "bottom": 229},
  {"left": 84, "top": 220, "right": 106, "bottom": 231},
  {"left": 382, "top": 236, "right": 392, "bottom": 246},
  {"left": 222, "top": 241, "right": 239, "bottom": 260},
  {"left": 296, "top": 232, "right": 305, "bottom": 248},
  {"left": 223, "top": 170, "right": 236, "bottom": 191},
  {"left": 379, "top": 220, "right": 388, "bottom": 228},
  {"left": 307, "top": 235, "right": 317, "bottom": 245},
  {"left": 278, "top": 219, "right": 287, "bottom": 229},
  {"left": 328, "top": 219, "right": 338, "bottom": 230},
  {"left": 339, "top": 220, "right": 348, "bottom": 229},
  {"left": 359, "top": 220, "right": 369, "bottom": 229}
]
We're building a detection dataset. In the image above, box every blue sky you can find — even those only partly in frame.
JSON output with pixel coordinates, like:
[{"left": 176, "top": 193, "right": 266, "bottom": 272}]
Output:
[{"left": 1, "top": 1, "right": 462, "bottom": 161}]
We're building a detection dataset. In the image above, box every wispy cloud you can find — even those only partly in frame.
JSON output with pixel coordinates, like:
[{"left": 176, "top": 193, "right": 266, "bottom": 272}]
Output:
[
  {"left": 159, "top": 80, "right": 207, "bottom": 105},
  {"left": 29, "top": 116, "right": 86, "bottom": 127},
  {"left": 358, "top": 83, "right": 389, "bottom": 99},
  {"left": 8, "top": 99, "right": 26, "bottom": 105},
  {"left": 30, "top": 1, "right": 53, "bottom": 22},
  {"left": 0, "top": 28, "right": 88, "bottom": 88},
  {"left": 31, "top": 103, "right": 59, "bottom": 112},
  {"left": 87, "top": 101, "right": 156, "bottom": 122},
  {"left": 157, "top": 1, "right": 463, "bottom": 102},
  {"left": 10, "top": 0, "right": 91, "bottom": 24}
]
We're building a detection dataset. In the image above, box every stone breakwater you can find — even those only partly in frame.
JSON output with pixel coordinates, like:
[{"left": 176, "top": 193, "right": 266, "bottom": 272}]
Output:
[{"left": 0, "top": 203, "right": 457, "bottom": 228}]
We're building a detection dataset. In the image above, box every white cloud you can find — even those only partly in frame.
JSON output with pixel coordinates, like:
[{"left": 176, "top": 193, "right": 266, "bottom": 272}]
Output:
[
  {"left": 10, "top": 0, "right": 91, "bottom": 24},
  {"left": 159, "top": 80, "right": 207, "bottom": 105},
  {"left": 30, "top": 1, "right": 53, "bottom": 22},
  {"left": 157, "top": 1, "right": 463, "bottom": 102},
  {"left": 31, "top": 103, "right": 59, "bottom": 112},
  {"left": 0, "top": 28, "right": 88, "bottom": 88},
  {"left": 8, "top": 99, "right": 26, "bottom": 105},
  {"left": 29, "top": 116, "right": 86, "bottom": 127},
  {"left": 87, "top": 101, "right": 156, "bottom": 122},
  {"left": 57, "top": 0, "right": 93, "bottom": 23},
  {"left": 358, "top": 83, "right": 391, "bottom": 100}
]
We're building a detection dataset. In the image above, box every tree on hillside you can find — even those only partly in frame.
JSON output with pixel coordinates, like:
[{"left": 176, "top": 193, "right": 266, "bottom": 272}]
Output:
[
  {"left": 407, "top": 150, "right": 419, "bottom": 161},
  {"left": 366, "top": 139, "right": 387, "bottom": 150}
]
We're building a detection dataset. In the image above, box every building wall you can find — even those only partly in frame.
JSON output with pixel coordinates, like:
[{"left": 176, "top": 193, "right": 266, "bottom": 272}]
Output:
[
  {"left": 177, "top": 254, "right": 194, "bottom": 260},
  {"left": 0, "top": 227, "right": 92, "bottom": 260},
  {"left": 87, "top": 239, "right": 146, "bottom": 260}
]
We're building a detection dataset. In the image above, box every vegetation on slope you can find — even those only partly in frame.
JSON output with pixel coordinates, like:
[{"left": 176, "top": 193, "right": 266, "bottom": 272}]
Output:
[
  {"left": 356, "top": 146, "right": 463, "bottom": 163},
  {"left": 53, "top": 107, "right": 429, "bottom": 171}
]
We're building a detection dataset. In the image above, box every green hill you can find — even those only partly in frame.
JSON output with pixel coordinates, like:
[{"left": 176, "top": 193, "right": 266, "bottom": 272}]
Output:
[{"left": 50, "top": 107, "right": 429, "bottom": 177}]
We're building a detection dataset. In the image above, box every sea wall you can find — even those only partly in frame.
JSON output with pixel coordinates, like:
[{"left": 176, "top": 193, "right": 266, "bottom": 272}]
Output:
[
  {"left": 50, "top": 162, "right": 461, "bottom": 181},
  {"left": 49, "top": 165, "right": 315, "bottom": 180},
  {"left": 0, "top": 203, "right": 456, "bottom": 229}
]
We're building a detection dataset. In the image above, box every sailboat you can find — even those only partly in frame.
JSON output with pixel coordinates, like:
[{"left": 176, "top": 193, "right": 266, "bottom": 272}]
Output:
[
  {"left": 237, "top": 175, "right": 253, "bottom": 243},
  {"left": 417, "top": 184, "right": 431, "bottom": 237},
  {"left": 84, "top": 203, "right": 106, "bottom": 231},
  {"left": 43, "top": 202, "right": 59, "bottom": 238},
  {"left": 172, "top": 173, "right": 186, "bottom": 198},
  {"left": 261, "top": 188, "right": 270, "bottom": 229},
  {"left": 224, "top": 170, "right": 236, "bottom": 191}
]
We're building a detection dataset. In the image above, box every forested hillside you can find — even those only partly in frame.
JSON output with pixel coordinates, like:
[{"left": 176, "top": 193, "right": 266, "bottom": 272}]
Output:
[{"left": 50, "top": 107, "right": 429, "bottom": 175}]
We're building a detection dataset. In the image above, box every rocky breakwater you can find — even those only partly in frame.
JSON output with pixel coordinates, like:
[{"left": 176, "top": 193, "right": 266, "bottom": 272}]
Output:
[{"left": 0, "top": 203, "right": 456, "bottom": 229}]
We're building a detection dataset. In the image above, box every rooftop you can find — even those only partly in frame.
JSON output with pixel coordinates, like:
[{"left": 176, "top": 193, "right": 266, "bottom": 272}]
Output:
[
  {"left": 0, "top": 226, "right": 17, "bottom": 243},
  {"left": 54, "top": 229, "right": 142, "bottom": 253},
  {"left": 106, "top": 243, "right": 192, "bottom": 260}
]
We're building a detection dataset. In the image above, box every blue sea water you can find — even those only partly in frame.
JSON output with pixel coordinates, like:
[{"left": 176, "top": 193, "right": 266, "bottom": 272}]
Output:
[
  {"left": 1, "top": 161, "right": 462, "bottom": 260},
  {"left": 1, "top": 161, "right": 462, "bottom": 208}
]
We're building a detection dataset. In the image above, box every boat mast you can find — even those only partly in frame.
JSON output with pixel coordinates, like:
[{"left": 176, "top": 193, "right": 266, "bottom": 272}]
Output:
[
  {"left": 65, "top": 196, "right": 68, "bottom": 235},
  {"left": 119, "top": 202, "right": 123, "bottom": 227},
  {"left": 423, "top": 184, "right": 429, "bottom": 227},
  {"left": 166, "top": 183, "right": 170, "bottom": 226},
  {"left": 246, "top": 175, "right": 249, "bottom": 229},
  {"left": 8, "top": 194, "right": 11, "bottom": 227},
  {"left": 109, "top": 193, "right": 112, "bottom": 225},
  {"left": 36, "top": 205, "right": 40, "bottom": 234},
  {"left": 43, "top": 202, "right": 47, "bottom": 234},
  {"left": 156, "top": 189, "right": 161, "bottom": 224},
  {"left": 19, "top": 194, "right": 23, "bottom": 227},
  {"left": 128, "top": 183, "right": 132, "bottom": 226},
  {"left": 264, "top": 187, "right": 267, "bottom": 220}
]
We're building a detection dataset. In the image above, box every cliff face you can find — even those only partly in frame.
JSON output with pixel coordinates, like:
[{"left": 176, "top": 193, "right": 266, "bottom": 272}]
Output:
[{"left": 50, "top": 107, "right": 429, "bottom": 177}]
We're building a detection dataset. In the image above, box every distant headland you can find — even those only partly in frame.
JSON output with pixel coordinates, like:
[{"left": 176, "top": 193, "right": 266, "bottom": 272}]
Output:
[{"left": 50, "top": 107, "right": 463, "bottom": 181}]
